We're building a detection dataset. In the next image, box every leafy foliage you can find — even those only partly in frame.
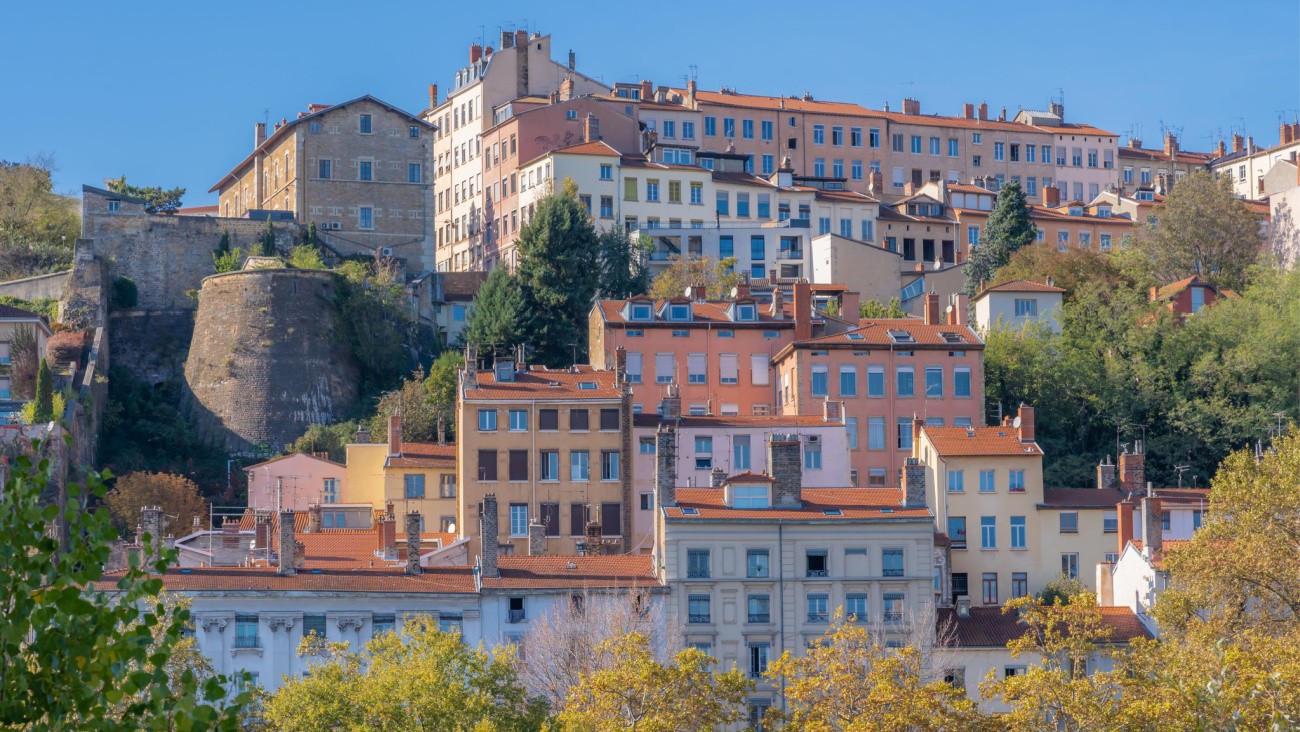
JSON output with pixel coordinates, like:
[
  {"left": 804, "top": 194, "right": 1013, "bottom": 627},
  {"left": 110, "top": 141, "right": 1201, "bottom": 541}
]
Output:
[
  {"left": 994, "top": 242, "right": 1136, "bottom": 299},
  {"left": 515, "top": 193, "right": 602, "bottom": 367},
  {"left": 963, "top": 180, "right": 1036, "bottom": 300},
  {"left": 258, "top": 220, "right": 277, "bottom": 257},
  {"left": 111, "top": 276, "right": 139, "bottom": 309},
  {"left": 212, "top": 246, "right": 243, "bottom": 273},
  {"left": 288, "top": 421, "right": 358, "bottom": 463},
  {"left": 597, "top": 227, "right": 651, "bottom": 299},
  {"left": 0, "top": 158, "right": 79, "bottom": 279},
  {"left": 32, "top": 358, "right": 53, "bottom": 422},
  {"left": 1137, "top": 171, "right": 1263, "bottom": 290},
  {"left": 104, "top": 471, "right": 209, "bottom": 538},
  {"left": 331, "top": 261, "right": 415, "bottom": 401},
  {"left": 461, "top": 266, "right": 523, "bottom": 352},
  {"left": 0, "top": 446, "right": 245, "bottom": 728},
  {"left": 859, "top": 297, "right": 907, "bottom": 319},
  {"left": 648, "top": 255, "right": 741, "bottom": 300},
  {"left": 106, "top": 175, "right": 185, "bottom": 214},
  {"left": 8, "top": 323, "right": 38, "bottom": 399},
  {"left": 263, "top": 620, "right": 547, "bottom": 731},
  {"left": 288, "top": 244, "right": 326, "bottom": 270}
]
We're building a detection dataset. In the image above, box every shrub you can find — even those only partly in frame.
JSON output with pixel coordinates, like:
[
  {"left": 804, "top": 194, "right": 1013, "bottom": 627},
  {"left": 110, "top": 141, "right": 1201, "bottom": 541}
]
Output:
[
  {"left": 110, "top": 276, "right": 138, "bottom": 309},
  {"left": 45, "top": 330, "right": 89, "bottom": 367}
]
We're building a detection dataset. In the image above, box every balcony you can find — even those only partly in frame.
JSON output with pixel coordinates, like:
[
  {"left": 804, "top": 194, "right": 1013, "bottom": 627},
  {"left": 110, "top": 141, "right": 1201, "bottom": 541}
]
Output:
[
  {"left": 807, "top": 612, "right": 828, "bottom": 623},
  {"left": 748, "top": 613, "right": 771, "bottom": 624},
  {"left": 777, "top": 250, "right": 805, "bottom": 261},
  {"left": 688, "top": 614, "right": 711, "bottom": 624},
  {"left": 233, "top": 636, "right": 261, "bottom": 649},
  {"left": 806, "top": 569, "right": 828, "bottom": 578}
]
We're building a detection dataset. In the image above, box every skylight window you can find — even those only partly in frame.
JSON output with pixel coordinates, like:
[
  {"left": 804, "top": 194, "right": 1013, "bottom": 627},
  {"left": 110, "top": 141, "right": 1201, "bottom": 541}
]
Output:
[
  {"left": 887, "top": 330, "right": 915, "bottom": 344},
  {"left": 846, "top": 333, "right": 865, "bottom": 340},
  {"left": 578, "top": 382, "right": 597, "bottom": 390},
  {"left": 681, "top": 507, "right": 700, "bottom": 515},
  {"left": 822, "top": 508, "right": 843, "bottom": 516},
  {"left": 939, "top": 332, "right": 965, "bottom": 344}
]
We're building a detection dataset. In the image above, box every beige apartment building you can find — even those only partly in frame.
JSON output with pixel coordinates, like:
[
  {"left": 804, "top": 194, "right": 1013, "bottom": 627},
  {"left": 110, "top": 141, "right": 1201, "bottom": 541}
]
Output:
[
  {"left": 1014, "top": 105, "right": 1119, "bottom": 204},
  {"left": 652, "top": 424, "right": 935, "bottom": 725},
  {"left": 1209, "top": 125, "right": 1300, "bottom": 199},
  {"left": 456, "top": 349, "right": 632, "bottom": 557},
  {"left": 426, "top": 30, "right": 609, "bottom": 272},
  {"left": 211, "top": 96, "right": 436, "bottom": 268},
  {"left": 1118, "top": 133, "right": 1213, "bottom": 195}
]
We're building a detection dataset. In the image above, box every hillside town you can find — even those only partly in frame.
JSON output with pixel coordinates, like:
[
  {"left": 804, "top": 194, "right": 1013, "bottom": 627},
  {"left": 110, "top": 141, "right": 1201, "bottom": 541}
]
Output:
[{"left": 1, "top": 16, "right": 1299, "bottom": 732}]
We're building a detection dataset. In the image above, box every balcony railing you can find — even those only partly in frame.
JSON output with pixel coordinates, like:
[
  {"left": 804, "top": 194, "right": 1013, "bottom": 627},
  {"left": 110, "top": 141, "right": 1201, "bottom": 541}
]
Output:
[
  {"left": 806, "top": 569, "right": 828, "bottom": 578},
  {"left": 748, "top": 613, "right": 771, "bottom": 623},
  {"left": 233, "top": 636, "right": 261, "bottom": 649},
  {"left": 688, "top": 614, "right": 711, "bottom": 624},
  {"left": 807, "top": 612, "right": 829, "bottom": 623},
  {"left": 777, "top": 250, "right": 805, "bottom": 260}
]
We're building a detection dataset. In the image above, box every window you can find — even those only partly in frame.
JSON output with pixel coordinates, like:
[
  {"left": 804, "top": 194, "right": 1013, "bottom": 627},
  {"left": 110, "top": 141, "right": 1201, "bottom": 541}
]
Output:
[
  {"left": 1060, "top": 512, "right": 1079, "bottom": 533},
  {"left": 979, "top": 470, "right": 995, "bottom": 493},
  {"left": 1014, "top": 298, "right": 1038, "bottom": 317},
  {"left": 358, "top": 160, "right": 373, "bottom": 181},
  {"left": 508, "top": 409, "right": 528, "bottom": 431},
  {"left": 358, "top": 206, "right": 373, "bottom": 230},
  {"left": 509, "top": 504, "right": 528, "bottom": 537},
  {"left": 896, "top": 367, "right": 914, "bottom": 397},
  {"left": 883, "top": 548, "right": 904, "bottom": 577},
  {"left": 359, "top": 114, "right": 372, "bottom": 134},
  {"left": 982, "top": 573, "right": 998, "bottom": 604},
  {"left": 760, "top": 119, "right": 773, "bottom": 141},
  {"left": 570, "top": 409, "right": 590, "bottom": 431},
  {"left": 539, "top": 450, "right": 559, "bottom": 481},
  {"left": 408, "top": 163, "right": 421, "bottom": 183},
  {"left": 599, "top": 163, "right": 613, "bottom": 180},
  {"left": 954, "top": 367, "right": 971, "bottom": 398},
  {"left": 813, "top": 125, "right": 825, "bottom": 144},
  {"left": 807, "top": 594, "right": 829, "bottom": 623},
  {"left": 233, "top": 614, "right": 260, "bottom": 648},
  {"left": 747, "top": 549, "right": 770, "bottom": 578},
  {"left": 599, "top": 195, "right": 613, "bottom": 218},
  {"left": 836, "top": 594, "right": 866, "bottom": 623},
  {"left": 477, "top": 449, "right": 498, "bottom": 481},
  {"left": 1012, "top": 572, "right": 1029, "bottom": 598},
  {"left": 372, "top": 613, "right": 395, "bottom": 637},
  {"left": 722, "top": 117, "right": 735, "bottom": 137},
  {"left": 322, "top": 478, "right": 339, "bottom": 503},
  {"left": 865, "top": 365, "right": 884, "bottom": 397},
  {"left": 1061, "top": 553, "right": 1080, "bottom": 579},
  {"left": 883, "top": 593, "right": 905, "bottom": 623},
  {"left": 924, "top": 366, "right": 943, "bottom": 397},
  {"left": 599, "top": 408, "right": 620, "bottom": 431},
  {"left": 897, "top": 418, "right": 912, "bottom": 450},
  {"left": 403, "top": 474, "right": 425, "bottom": 498},
  {"left": 624, "top": 177, "right": 638, "bottom": 201},
  {"left": 1009, "top": 470, "right": 1025, "bottom": 492},
  {"left": 805, "top": 550, "right": 828, "bottom": 577},
  {"left": 646, "top": 179, "right": 660, "bottom": 202},
  {"left": 810, "top": 364, "right": 829, "bottom": 397},
  {"left": 508, "top": 449, "right": 528, "bottom": 481},
  {"left": 814, "top": 158, "right": 826, "bottom": 177},
  {"left": 910, "top": 135, "right": 922, "bottom": 153},
  {"left": 1193, "top": 510, "right": 1203, "bottom": 531},
  {"left": 803, "top": 442, "right": 822, "bottom": 470},
  {"left": 688, "top": 595, "right": 711, "bottom": 623},
  {"left": 751, "top": 354, "right": 770, "bottom": 386},
  {"left": 107, "top": 199, "right": 121, "bottom": 212},
  {"left": 704, "top": 116, "right": 716, "bottom": 136},
  {"left": 508, "top": 597, "right": 526, "bottom": 623},
  {"left": 1011, "top": 516, "right": 1026, "bottom": 549},
  {"left": 318, "top": 159, "right": 332, "bottom": 179},
  {"left": 570, "top": 451, "right": 589, "bottom": 481},
  {"left": 749, "top": 643, "right": 771, "bottom": 677},
  {"left": 980, "top": 516, "right": 997, "bottom": 549},
  {"left": 947, "top": 470, "right": 964, "bottom": 493},
  {"left": 601, "top": 450, "right": 620, "bottom": 481},
  {"left": 747, "top": 595, "right": 771, "bottom": 624},
  {"left": 1161, "top": 511, "right": 1171, "bottom": 532},
  {"left": 733, "top": 435, "right": 751, "bottom": 470},
  {"left": 948, "top": 517, "right": 967, "bottom": 548},
  {"left": 439, "top": 474, "right": 456, "bottom": 499}
]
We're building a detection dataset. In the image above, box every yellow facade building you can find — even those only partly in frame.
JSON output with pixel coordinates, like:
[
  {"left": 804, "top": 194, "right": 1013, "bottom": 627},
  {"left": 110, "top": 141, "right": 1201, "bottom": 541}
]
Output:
[{"left": 343, "top": 415, "right": 458, "bottom": 533}]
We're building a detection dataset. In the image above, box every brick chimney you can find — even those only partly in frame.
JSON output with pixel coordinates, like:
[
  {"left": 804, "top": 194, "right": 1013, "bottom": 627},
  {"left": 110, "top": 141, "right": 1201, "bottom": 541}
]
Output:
[
  {"left": 640, "top": 79, "right": 653, "bottom": 100},
  {"left": 277, "top": 511, "right": 297, "bottom": 575},
  {"left": 307, "top": 504, "right": 322, "bottom": 533},
  {"left": 823, "top": 399, "right": 843, "bottom": 422},
  {"left": 1128, "top": 138, "right": 1143, "bottom": 149},
  {"left": 962, "top": 103, "right": 975, "bottom": 119},
  {"left": 977, "top": 102, "right": 988, "bottom": 121},
  {"left": 469, "top": 44, "right": 483, "bottom": 64},
  {"left": 355, "top": 423, "right": 371, "bottom": 444},
  {"left": 1232, "top": 134, "right": 1244, "bottom": 154},
  {"left": 660, "top": 382, "right": 682, "bottom": 420},
  {"left": 1215, "top": 139, "right": 1226, "bottom": 158},
  {"left": 1118, "top": 444, "right": 1145, "bottom": 494},
  {"left": 868, "top": 170, "right": 883, "bottom": 196},
  {"left": 1016, "top": 404, "right": 1035, "bottom": 443},
  {"left": 527, "top": 518, "right": 545, "bottom": 556},
  {"left": 1117, "top": 499, "right": 1135, "bottom": 555},
  {"left": 567, "top": 49, "right": 575, "bottom": 70},
  {"left": 1042, "top": 184, "right": 1061, "bottom": 208},
  {"left": 1097, "top": 457, "right": 1117, "bottom": 490},
  {"left": 912, "top": 417, "right": 924, "bottom": 458},
  {"left": 902, "top": 97, "right": 920, "bottom": 115},
  {"left": 1141, "top": 490, "right": 1162, "bottom": 555},
  {"left": 902, "top": 457, "right": 926, "bottom": 508},
  {"left": 655, "top": 424, "right": 677, "bottom": 508},
  {"left": 923, "top": 291, "right": 940, "bottom": 325},
  {"left": 768, "top": 435, "right": 803, "bottom": 506},
  {"left": 388, "top": 414, "right": 402, "bottom": 458},
  {"left": 463, "top": 345, "right": 479, "bottom": 390},
  {"left": 583, "top": 113, "right": 601, "bottom": 142},
  {"left": 686, "top": 79, "right": 697, "bottom": 108},
  {"left": 1164, "top": 133, "right": 1179, "bottom": 157},
  {"left": 377, "top": 514, "right": 397, "bottom": 560},
  {"left": 514, "top": 29, "right": 528, "bottom": 49},
  {"left": 793, "top": 281, "right": 812, "bottom": 340},
  {"left": 560, "top": 76, "right": 574, "bottom": 101},
  {"left": 769, "top": 287, "right": 784, "bottom": 319},
  {"left": 428, "top": 84, "right": 438, "bottom": 109},
  {"left": 405, "top": 512, "right": 422, "bottom": 575},
  {"left": 479, "top": 495, "right": 500, "bottom": 578},
  {"left": 1282, "top": 123, "right": 1293, "bottom": 146},
  {"left": 950, "top": 293, "right": 968, "bottom": 325},
  {"left": 585, "top": 512, "right": 603, "bottom": 556},
  {"left": 254, "top": 514, "right": 272, "bottom": 552},
  {"left": 254, "top": 122, "right": 267, "bottom": 149}
]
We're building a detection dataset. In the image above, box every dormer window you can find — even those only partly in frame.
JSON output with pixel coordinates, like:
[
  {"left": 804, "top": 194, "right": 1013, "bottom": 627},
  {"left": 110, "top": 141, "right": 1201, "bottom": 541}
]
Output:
[
  {"left": 735, "top": 303, "right": 757, "bottom": 321},
  {"left": 629, "top": 303, "right": 653, "bottom": 321},
  {"left": 887, "top": 330, "right": 915, "bottom": 344},
  {"left": 1097, "top": 206, "right": 1112, "bottom": 218},
  {"left": 728, "top": 483, "right": 770, "bottom": 509},
  {"left": 1068, "top": 206, "right": 1084, "bottom": 216},
  {"left": 668, "top": 303, "right": 692, "bottom": 321},
  {"left": 495, "top": 361, "right": 515, "bottom": 383},
  {"left": 1136, "top": 191, "right": 1154, "bottom": 201}
]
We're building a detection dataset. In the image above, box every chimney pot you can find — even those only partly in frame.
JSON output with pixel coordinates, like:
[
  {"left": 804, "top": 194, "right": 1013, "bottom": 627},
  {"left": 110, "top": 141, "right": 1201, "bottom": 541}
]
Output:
[
  {"left": 405, "top": 512, "right": 422, "bottom": 574},
  {"left": 388, "top": 414, "right": 402, "bottom": 457},
  {"left": 479, "top": 495, "right": 500, "bottom": 578},
  {"left": 277, "top": 511, "right": 297, "bottom": 575},
  {"left": 656, "top": 424, "right": 678, "bottom": 508},
  {"left": 469, "top": 43, "right": 483, "bottom": 64},
  {"left": 768, "top": 436, "right": 803, "bottom": 506}
]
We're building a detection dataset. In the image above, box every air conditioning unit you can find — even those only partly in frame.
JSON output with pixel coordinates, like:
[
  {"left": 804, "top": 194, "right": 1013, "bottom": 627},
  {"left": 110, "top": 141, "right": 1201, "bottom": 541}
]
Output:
[
  {"left": 329, "top": 221, "right": 341, "bottom": 230},
  {"left": 807, "top": 435, "right": 821, "bottom": 444},
  {"left": 380, "top": 247, "right": 394, "bottom": 257}
]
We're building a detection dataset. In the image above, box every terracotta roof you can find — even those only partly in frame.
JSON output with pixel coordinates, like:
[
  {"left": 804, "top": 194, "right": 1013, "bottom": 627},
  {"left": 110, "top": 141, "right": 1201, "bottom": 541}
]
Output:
[
  {"left": 0, "top": 303, "right": 46, "bottom": 320},
  {"left": 1040, "top": 488, "right": 1126, "bottom": 509},
  {"left": 711, "top": 170, "right": 780, "bottom": 188},
  {"left": 618, "top": 155, "right": 701, "bottom": 172},
  {"left": 1028, "top": 204, "right": 1134, "bottom": 224},
  {"left": 596, "top": 299, "right": 796, "bottom": 326},
  {"left": 484, "top": 555, "right": 660, "bottom": 590},
  {"left": 872, "top": 109, "right": 1037, "bottom": 134},
  {"left": 671, "top": 88, "right": 883, "bottom": 118},
  {"left": 464, "top": 365, "right": 622, "bottom": 400},
  {"left": 813, "top": 188, "right": 879, "bottom": 204},
  {"left": 244, "top": 452, "right": 344, "bottom": 470},
  {"left": 1047, "top": 122, "right": 1118, "bottom": 138},
  {"left": 924, "top": 426, "right": 1042, "bottom": 457},
  {"left": 1152, "top": 275, "right": 1216, "bottom": 301},
  {"left": 633, "top": 414, "right": 843, "bottom": 429},
  {"left": 724, "top": 471, "right": 776, "bottom": 483},
  {"left": 977, "top": 279, "right": 1066, "bottom": 297},
  {"left": 1117, "top": 146, "right": 1214, "bottom": 165},
  {"left": 938, "top": 605, "right": 1150, "bottom": 648},
  {"left": 100, "top": 566, "right": 478, "bottom": 594},
  {"left": 175, "top": 205, "right": 219, "bottom": 216},
  {"left": 1152, "top": 488, "right": 1210, "bottom": 506},
  {"left": 665, "top": 487, "right": 930, "bottom": 520},
  {"left": 388, "top": 442, "right": 456, "bottom": 469},
  {"left": 790, "top": 318, "right": 981, "bottom": 348}
]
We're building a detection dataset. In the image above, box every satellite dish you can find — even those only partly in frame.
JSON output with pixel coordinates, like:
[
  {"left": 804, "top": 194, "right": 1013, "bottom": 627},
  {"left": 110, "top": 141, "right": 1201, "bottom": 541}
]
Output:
[{"left": 1012, "top": 416, "right": 1022, "bottom": 428}]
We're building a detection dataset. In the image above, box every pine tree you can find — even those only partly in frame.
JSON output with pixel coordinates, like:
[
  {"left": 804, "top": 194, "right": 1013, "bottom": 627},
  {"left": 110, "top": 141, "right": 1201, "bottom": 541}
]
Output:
[
  {"left": 33, "top": 359, "right": 53, "bottom": 423},
  {"left": 461, "top": 267, "right": 523, "bottom": 353},
  {"left": 259, "top": 220, "right": 277, "bottom": 257},
  {"left": 963, "top": 180, "right": 1037, "bottom": 299},
  {"left": 515, "top": 193, "right": 601, "bottom": 367},
  {"left": 216, "top": 230, "right": 231, "bottom": 255},
  {"left": 597, "top": 227, "right": 650, "bottom": 299}
]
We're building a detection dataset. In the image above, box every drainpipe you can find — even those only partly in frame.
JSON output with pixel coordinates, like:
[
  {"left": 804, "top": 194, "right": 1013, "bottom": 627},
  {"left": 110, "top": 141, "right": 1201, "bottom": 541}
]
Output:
[{"left": 777, "top": 519, "right": 787, "bottom": 712}]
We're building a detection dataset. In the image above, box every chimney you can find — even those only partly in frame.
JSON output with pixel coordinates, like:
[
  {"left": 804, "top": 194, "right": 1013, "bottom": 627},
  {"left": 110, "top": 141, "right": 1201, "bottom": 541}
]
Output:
[
  {"left": 686, "top": 79, "right": 697, "bottom": 107},
  {"left": 902, "top": 457, "right": 926, "bottom": 508},
  {"left": 500, "top": 30, "right": 514, "bottom": 49},
  {"left": 377, "top": 514, "right": 397, "bottom": 560},
  {"left": 527, "top": 518, "right": 545, "bottom": 556},
  {"left": 560, "top": 76, "right": 574, "bottom": 101},
  {"left": 428, "top": 84, "right": 438, "bottom": 109},
  {"left": 709, "top": 466, "right": 727, "bottom": 488},
  {"left": 977, "top": 102, "right": 988, "bottom": 121},
  {"left": 950, "top": 293, "right": 968, "bottom": 325},
  {"left": 823, "top": 399, "right": 843, "bottom": 422},
  {"left": 998, "top": 106, "right": 1006, "bottom": 122},
  {"left": 254, "top": 514, "right": 272, "bottom": 551},
  {"left": 405, "top": 512, "right": 423, "bottom": 574},
  {"left": 1164, "top": 133, "right": 1179, "bottom": 157},
  {"left": 902, "top": 97, "right": 920, "bottom": 115},
  {"left": 585, "top": 513, "right": 603, "bottom": 556},
  {"left": 912, "top": 417, "right": 924, "bottom": 457},
  {"left": 1016, "top": 404, "right": 1035, "bottom": 443},
  {"left": 514, "top": 29, "right": 528, "bottom": 49},
  {"left": 733, "top": 280, "right": 750, "bottom": 299},
  {"left": 962, "top": 103, "right": 975, "bottom": 120},
  {"left": 770, "top": 287, "right": 784, "bottom": 319},
  {"left": 614, "top": 345, "right": 627, "bottom": 383},
  {"left": 469, "top": 44, "right": 483, "bottom": 64},
  {"left": 1215, "top": 139, "right": 1226, "bottom": 158},
  {"left": 1049, "top": 101, "right": 1064, "bottom": 120},
  {"left": 1119, "top": 443, "right": 1145, "bottom": 493},
  {"left": 1282, "top": 123, "right": 1293, "bottom": 146},
  {"left": 768, "top": 435, "right": 803, "bottom": 506},
  {"left": 1141, "top": 491, "right": 1163, "bottom": 555},
  {"left": 436, "top": 416, "right": 447, "bottom": 446},
  {"left": 1097, "top": 457, "right": 1118, "bottom": 490},
  {"left": 868, "top": 170, "right": 883, "bottom": 196},
  {"left": 307, "top": 504, "right": 322, "bottom": 533},
  {"left": 840, "top": 291, "right": 860, "bottom": 320},
  {"left": 140, "top": 505, "right": 164, "bottom": 568},
  {"left": 923, "top": 291, "right": 940, "bottom": 325},
  {"left": 583, "top": 113, "right": 601, "bottom": 142},
  {"left": 1232, "top": 134, "right": 1244, "bottom": 154},
  {"left": 1128, "top": 138, "right": 1143, "bottom": 149},
  {"left": 1043, "top": 184, "right": 1061, "bottom": 208},
  {"left": 640, "top": 79, "right": 653, "bottom": 100},
  {"left": 567, "top": 49, "right": 575, "bottom": 70},
  {"left": 463, "top": 345, "right": 479, "bottom": 389},
  {"left": 254, "top": 122, "right": 267, "bottom": 149},
  {"left": 956, "top": 595, "right": 971, "bottom": 617},
  {"left": 793, "top": 281, "right": 812, "bottom": 340},
  {"left": 355, "top": 423, "right": 371, "bottom": 444},
  {"left": 655, "top": 424, "right": 678, "bottom": 508},
  {"left": 277, "top": 511, "right": 296, "bottom": 575},
  {"left": 1117, "top": 499, "right": 1135, "bottom": 555},
  {"left": 479, "top": 495, "right": 500, "bottom": 578},
  {"left": 388, "top": 414, "right": 402, "bottom": 457}
]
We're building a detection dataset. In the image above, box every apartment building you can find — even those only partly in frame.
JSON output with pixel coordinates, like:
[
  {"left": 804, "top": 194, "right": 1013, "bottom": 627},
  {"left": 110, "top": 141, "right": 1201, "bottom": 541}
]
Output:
[
  {"left": 1209, "top": 125, "right": 1300, "bottom": 199},
  {"left": 942, "top": 182, "right": 1134, "bottom": 255},
  {"left": 652, "top": 425, "right": 934, "bottom": 724},
  {"left": 426, "top": 30, "right": 610, "bottom": 272},
  {"left": 971, "top": 279, "right": 1066, "bottom": 333},
  {"left": 245, "top": 453, "right": 346, "bottom": 513},
  {"left": 1118, "top": 133, "right": 1214, "bottom": 195},
  {"left": 211, "top": 96, "right": 436, "bottom": 268},
  {"left": 456, "top": 351, "right": 632, "bottom": 557},
  {"left": 1012, "top": 105, "right": 1118, "bottom": 204},
  {"left": 773, "top": 295, "right": 984, "bottom": 486},
  {"left": 344, "top": 415, "right": 459, "bottom": 534}
]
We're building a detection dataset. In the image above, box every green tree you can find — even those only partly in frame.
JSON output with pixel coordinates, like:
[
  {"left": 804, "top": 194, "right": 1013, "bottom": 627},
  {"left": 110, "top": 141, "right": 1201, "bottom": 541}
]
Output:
[
  {"left": 964, "top": 180, "right": 1036, "bottom": 299},
  {"left": 859, "top": 297, "right": 908, "bottom": 319},
  {"left": 993, "top": 242, "right": 1133, "bottom": 299},
  {"left": 0, "top": 158, "right": 79, "bottom": 279},
  {"left": 332, "top": 262, "right": 413, "bottom": 399},
  {"left": 111, "top": 276, "right": 139, "bottom": 309},
  {"left": 263, "top": 620, "right": 546, "bottom": 731},
  {"left": 515, "top": 193, "right": 602, "bottom": 366},
  {"left": 288, "top": 244, "right": 326, "bottom": 270},
  {"left": 103, "top": 471, "right": 209, "bottom": 538},
  {"left": 0, "top": 447, "right": 245, "bottom": 728},
  {"left": 597, "top": 227, "right": 650, "bottom": 299},
  {"left": 9, "top": 323, "right": 38, "bottom": 399},
  {"left": 289, "top": 421, "right": 358, "bottom": 463},
  {"left": 648, "top": 255, "right": 741, "bottom": 300},
  {"left": 1138, "top": 171, "right": 1262, "bottom": 290},
  {"left": 367, "top": 369, "right": 442, "bottom": 445},
  {"left": 32, "top": 358, "right": 53, "bottom": 423},
  {"left": 557, "top": 632, "right": 751, "bottom": 732},
  {"left": 461, "top": 266, "right": 524, "bottom": 352},
  {"left": 305, "top": 220, "right": 321, "bottom": 247},
  {"left": 426, "top": 351, "right": 464, "bottom": 440},
  {"left": 106, "top": 175, "right": 185, "bottom": 214},
  {"left": 213, "top": 246, "right": 243, "bottom": 273},
  {"left": 259, "top": 219, "right": 277, "bottom": 257}
]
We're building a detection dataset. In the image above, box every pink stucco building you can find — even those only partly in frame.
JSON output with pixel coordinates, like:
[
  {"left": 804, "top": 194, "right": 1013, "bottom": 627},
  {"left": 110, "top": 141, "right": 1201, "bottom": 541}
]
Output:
[
  {"left": 773, "top": 292, "right": 984, "bottom": 487},
  {"left": 245, "top": 452, "right": 347, "bottom": 513}
]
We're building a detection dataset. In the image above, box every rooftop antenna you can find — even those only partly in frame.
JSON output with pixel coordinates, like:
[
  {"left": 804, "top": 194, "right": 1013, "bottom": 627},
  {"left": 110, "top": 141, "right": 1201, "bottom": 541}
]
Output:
[{"left": 1174, "top": 465, "right": 1191, "bottom": 488}]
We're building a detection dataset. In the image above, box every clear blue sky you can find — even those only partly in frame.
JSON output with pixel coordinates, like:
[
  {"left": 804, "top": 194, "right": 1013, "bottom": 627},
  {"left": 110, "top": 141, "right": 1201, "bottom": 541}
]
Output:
[{"left": 4, "top": 0, "right": 1297, "bottom": 206}]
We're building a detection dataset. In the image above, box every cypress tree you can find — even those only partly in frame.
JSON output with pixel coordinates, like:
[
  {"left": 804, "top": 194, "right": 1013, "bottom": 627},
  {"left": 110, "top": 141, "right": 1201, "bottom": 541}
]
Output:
[
  {"left": 33, "top": 359, "right": 53, "bottom": 423},
  {"left": 259, "top": 220, "right": 277, "bottom": 257},
  {"left": 514, "top": 193, "right": 601, "bottom": 367},
  {"left": 461, "top": 267, "right": 523, "bottom": 353},
  {"left": 963, "top": 180, "right": 1037, "bottom": 299}
]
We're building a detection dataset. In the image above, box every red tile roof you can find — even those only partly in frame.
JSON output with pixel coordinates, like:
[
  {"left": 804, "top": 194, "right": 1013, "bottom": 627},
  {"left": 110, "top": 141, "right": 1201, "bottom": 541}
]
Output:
[
  {"left": 464, "top": 365, "right": 622, "bottom": 400},
  {"left": 0, "top": 303, "right": 47, "bottom": 320},
  {"left": 977, "top": 279, "right": 1066, "bottom": 296},
  {"left": 244, "top": 452, "right": 344, "bottom": 470},
  {"left": 106, "top": 566, "right": 478, "bottom": 594},
  {"left": 633, "top": 414, "right": 844, "bottom": 429},
  {"left": 1152, "top": 488, "right": 1210, "bottom": 506},
  {"left": 671, "top": 88, "right": 884, "bottom": 118},
  {"left": 596, "top": 299, "right": 795, "bottom": 326},
  {"left": 792, "top": 318, "right": 981, "bottom": 348},
  {"left": 924, "top": 426, "right": 1042, "bottom": 457},
  {"left": 665, "top": 487, "right": 930, "bottom": 520},
  {"left": 1152, "top": 275, "right": 1218, "bottom": 301},
  {"left": 388, "top": 442, "right": 456, "bottom": 469},
  {"left": 938, "top": 605, "right": 1150, "bottom": 648},
  {"left": 1118, "top": 146, "right": 1214, "bottom": 165},
  {"left": 484, "top": 555, "right": 660, "bottom": 590},
  {"left": 1040, "top": 488, "right": 1126, "bottom": 509},
  {"left": 872, "top": 109, "right": 1036, "bottom": 134}
]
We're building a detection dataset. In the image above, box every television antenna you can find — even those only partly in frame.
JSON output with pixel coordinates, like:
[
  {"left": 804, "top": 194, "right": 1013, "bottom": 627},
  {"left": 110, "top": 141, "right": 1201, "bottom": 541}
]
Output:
[{"left": 1174, "top": 465, "right": 1191, "bottom": 487}]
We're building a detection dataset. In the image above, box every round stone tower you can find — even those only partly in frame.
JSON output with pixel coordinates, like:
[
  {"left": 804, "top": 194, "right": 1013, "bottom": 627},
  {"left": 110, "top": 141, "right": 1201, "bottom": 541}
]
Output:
[{"left": 183, "top": 268, "right": 360, "bottom": 454}]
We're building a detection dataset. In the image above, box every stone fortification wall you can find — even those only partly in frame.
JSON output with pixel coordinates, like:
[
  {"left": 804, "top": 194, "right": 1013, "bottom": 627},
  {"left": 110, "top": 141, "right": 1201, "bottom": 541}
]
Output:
[
  {"left": 183, "top": 268, "right": 360, "bottom": 454},
  {"left": 108, "top": 310, "right": 195, "bottom": 385}
]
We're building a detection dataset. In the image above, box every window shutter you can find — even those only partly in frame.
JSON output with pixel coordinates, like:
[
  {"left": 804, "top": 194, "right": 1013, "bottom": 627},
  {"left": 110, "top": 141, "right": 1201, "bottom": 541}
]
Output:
[
  {"left": 541, "top": 503, "right": 560, "bottom": 536},
  {"left": 720, "top": 354, "right": 739, "bottom": 382},
  {"left": 508, "top": 450, "right": 528, "bottom": 481},
  {"left": 601, "top": 503, "right": 622, "bottom": 537},
  {"left": 569, "top": 409, "right": 589, "bottom": 431},
  {"left": 477, "top": 450, "right": 497, "bottom": 481},
  {"left": 570, "top": 503, "right": 588, "bottom": 536},
  {"left": 600, "top": 408, "right": 620, "bottom": 431},
  {"left": 751, "top": 354, "right": 770, "bottom": 385},
  {"left": 539, "top": 409, "right": 559, "bottom": 430}
]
